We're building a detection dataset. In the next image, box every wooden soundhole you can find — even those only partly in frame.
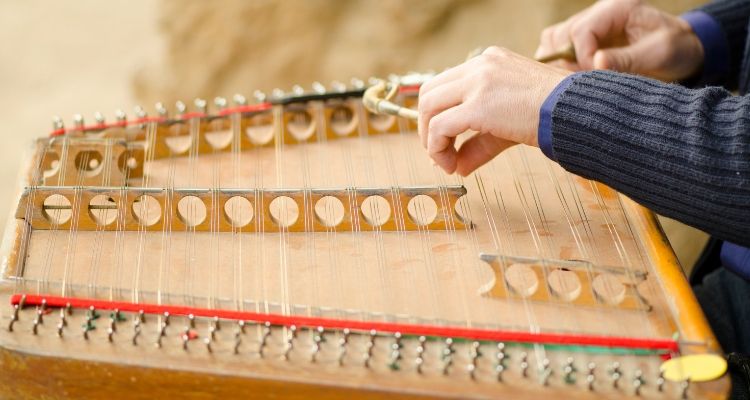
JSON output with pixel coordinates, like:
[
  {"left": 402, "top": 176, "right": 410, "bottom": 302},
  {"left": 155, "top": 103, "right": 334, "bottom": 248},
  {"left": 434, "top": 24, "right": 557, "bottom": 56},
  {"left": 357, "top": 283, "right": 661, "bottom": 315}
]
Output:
[
  {"left": 329, "top": 106, "right": 357, "bottom": 136},
  {"left": 314, "top": 196, "right": 345, "bottom": 227},
  {"left": 505, "top": 263, "right": 539, "bottom": 297},
  {"left": 360, "top": 195, "right": 390, "bottom": 227},
  {"left": 42, "top": 194, "right": 72, "bottom": 225},
  {"left": 132, "top": 195, "right": 161, "bottom": 227},
  {"left": 223, "top": 196, "right": 253, "bottom": 228},
  {"left": 269, "top": 196, "right": 299, "bottom": 228},
  {"left": 177, "top": 196, "right": 207, "bottom": 228},
  {"left": 547, "top": 268, "right": 582, "bottom": 301},
  {"left": 164, "top": 125, "right": 192, "bottom": 154},
  {"left": 407, "top": 195, "right": 437, "bottom": 226}
]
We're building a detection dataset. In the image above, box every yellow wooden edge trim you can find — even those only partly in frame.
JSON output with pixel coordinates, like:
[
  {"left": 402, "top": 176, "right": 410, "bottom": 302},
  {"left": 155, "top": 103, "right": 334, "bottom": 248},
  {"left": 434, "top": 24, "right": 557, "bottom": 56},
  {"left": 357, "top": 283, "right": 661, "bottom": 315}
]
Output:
[{"left": 619, "top": 195, "right": 721, "bottom": 354}]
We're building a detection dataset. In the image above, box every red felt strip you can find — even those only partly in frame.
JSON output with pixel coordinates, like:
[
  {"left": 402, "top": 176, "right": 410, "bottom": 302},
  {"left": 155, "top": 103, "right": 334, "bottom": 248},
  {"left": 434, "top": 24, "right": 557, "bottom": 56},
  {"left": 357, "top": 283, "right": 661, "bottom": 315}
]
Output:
[{"left": 10, "top": 293, "right": 679, "bottom": 352}]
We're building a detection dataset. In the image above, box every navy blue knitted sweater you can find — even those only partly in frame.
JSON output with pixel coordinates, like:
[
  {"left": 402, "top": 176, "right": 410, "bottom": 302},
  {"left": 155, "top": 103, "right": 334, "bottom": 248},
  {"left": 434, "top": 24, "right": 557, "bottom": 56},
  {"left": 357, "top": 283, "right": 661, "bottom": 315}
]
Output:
[{"left": 549, "top": 1, "right": 750, "bottom": 248}]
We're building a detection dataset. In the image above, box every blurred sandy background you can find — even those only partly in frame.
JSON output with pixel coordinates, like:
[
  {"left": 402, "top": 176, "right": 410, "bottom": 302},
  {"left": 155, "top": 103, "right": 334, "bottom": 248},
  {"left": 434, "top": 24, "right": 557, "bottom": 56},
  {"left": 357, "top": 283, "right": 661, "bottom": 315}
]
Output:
[{"left": 0, "top": 0, "right": 707, "bottom": 270}]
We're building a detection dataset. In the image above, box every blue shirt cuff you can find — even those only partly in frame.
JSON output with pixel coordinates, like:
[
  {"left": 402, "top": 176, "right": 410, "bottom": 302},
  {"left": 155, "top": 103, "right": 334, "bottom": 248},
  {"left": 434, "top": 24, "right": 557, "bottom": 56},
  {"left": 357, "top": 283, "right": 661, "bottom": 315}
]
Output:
[
  {"left": 721, "top": 241, "right": 750, "bottom": 281},
  {"left": 681, "top": 10, "right": 731, "bottom": 85},
  {"left": 538, "top": 73, "right": 579, "bottom": 161}
]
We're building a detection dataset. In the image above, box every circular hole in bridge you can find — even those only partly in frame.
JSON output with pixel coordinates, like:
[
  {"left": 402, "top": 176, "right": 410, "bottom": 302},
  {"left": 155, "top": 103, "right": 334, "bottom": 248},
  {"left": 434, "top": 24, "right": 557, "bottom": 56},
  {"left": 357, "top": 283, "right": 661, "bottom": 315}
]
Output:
[
  {"left": 205, "top": 118, "right": 233, "bottom": 150},
  {"left": 407, "top": 194, "right": 438, "bottom": 226},
  {"left": 131, "top": 195, "right": 161, "bottom": 227},
  {"left": 269, "top": 196, "right": 299, "bottom": 228},
  {"left": 245, "top": 113, "right": 274, "bottom": 145},
  {"left": 453, "top": 195, "right": 470, "bottom": 225},
  {"left": 329, "top": 105, "right": 357, "bottom": 136},
  {"left": 42, "top": 152, "right": 60, "bottom": 179},
  {"left": 43, "top": 194, "right": 72, "bottom": 225},
  {"left": 505, "top": 263, "right": 539, "bottom": 298},
  {"left": 177, "top": 196, "right": 207, "bottom": 228},
  {"left": 547, "top": 268, "right": 582, "bottom": 301},
  {"left": 592, "top": 273, "right": 627, "bottom": 305},
  {"left": 118, "top": 151, "right": 140, "bottom": 173},
  {"left": 286, "top": 109, "right": 315, "bottom": 141},
  {"left": 368, "top": 112, "right": 395, "bottom": 132},
  {"left": 361, "top": 195, "right": 391, "bottom": 227},
  {"left": 315, "top": 196, "right": 345, "bottom": 227},
  {"left": 224, "top": 196, "right": 253, "bottom": 228},
  {"left": 164, "top": 124, "right": 192, "bottom": 154},
  {"left": 88, "top": 194, "right": 118, "bottom": 226},
  {"left": 74, "top": 150, "right": 104, "bottom": 177}
]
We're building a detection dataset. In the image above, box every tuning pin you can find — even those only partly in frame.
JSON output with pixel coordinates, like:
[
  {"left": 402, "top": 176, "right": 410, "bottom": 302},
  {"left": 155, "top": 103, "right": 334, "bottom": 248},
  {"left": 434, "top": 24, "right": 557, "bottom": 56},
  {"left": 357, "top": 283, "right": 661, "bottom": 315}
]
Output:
[
  {"left": 415, "top": 336, "right": 426, "bottom": 374},
  {"left": 312, "top": 82, "right": 326, "bottom": 95},
  {"left": 32, "top": 309, "right": 41, "bottom": 335},
  {"left": 292, "top": 85, "right": 305, "bottom": 96},
  {"left": 137, "top": 310, "right": 145, "bottom": 324},
  {"left": 182, "top": 327, "right": 190, "bottom": 351},
  {"left": 388, "top": 332, "right": 403, "bottom": 370},
  {"left": 132, "top": 319, "right": 141, "bottom": 346},
  {"left": 233, "top": 330, "right": 242, "bottom": 355},
  {"left": 162, "top": 312, "right": 170, "bottom": 326},
  {"left": 271, "top": 88, "right": 285, "bottom": 100},
  {"left": 208, "top": 324, "right": 216, "bottom": 340},
  {"left": 350, "top": 78, "right": 365, "bottom": 90},
  {"left": 188, "top": 314, "right": 195, "bottom": 328},
  {"left": 155, "top": 321, "right": 167, "bottom": 348},
  {"left": 7, "top": 305, "right": 18, "bottom": 332},
  {"left": 234, "top": 94, "right": 248, "bottom": 106},
  {"left": 540, "top": 358, "right": 552, "bottom": 386},
  {"left": 442, "top": 338, "right": 454, "bottom": 375},
  {"left": 204, "top": 337, "right": 212, "bottom": 353},
  {"left": 563, "top": 357, "right": 576, "bottom": 384},
  {"left": 283, "top": 325, "right": 297, "bottom": 361},
  {"left": 587, "top": 362, "right": 596, "bottom": 391},
  {"left": 212, "top": 316, "right": 221, "bottom": 331},
  {"left": 657, "top": 370, "right": 665, "bottom": 392},
  {"left": 134, "top": 105, "right": 147, "bottom": 119},
  {"left": 155, "top": 102, "right": 168, "bottom": 117},
  {"left": 115, "top": 109, "right": 127, "bottom": 123},
  {"left": 468, "top": 341, "right": 480, "bottom": 379},
  {"left": 194, "top": 98, "right": 207, "bottom": 114},
  {"left": 52, "top": 116, "right": 65, "bottom": 131},
  {"left": 331, "top": 81, "right": 346, "bottom": 93},
  {"left": 311, "top": 326, "right": 325, "bottom": 363},
  {"left": 520, "top": 352, "right": 529, "bottom": 378},
  {"left": 213, "top": 97, "right": 227, "bottom": 110},
  {"left": 610, "top": 362, "right": 622, "bottom": 389},
  {"left": 56, "top": 321, "right": 64, "bottom": 337},
  {"left": 93, "top": 111, "right": 105, "bottom": 125},
  {"left": 633, "top": 369, "right": 644, "bottom": 396},
  {"left": 681, "top": 379, "right": 690, "bottom": 399},
  {"left": 337, "top": 328, "right": 350, "bottom": 366},
  {"left": 107, "top": 327, "right": 114, "bottom": 342},
  {"left": 175, "top": 101, "right": 187, "bottom": 116},
  {"left": 73, "top": 114, "right": 85, "bottom": 130},
  {"left": 260, "top": 321, "right": 272, "bottom": 357}
]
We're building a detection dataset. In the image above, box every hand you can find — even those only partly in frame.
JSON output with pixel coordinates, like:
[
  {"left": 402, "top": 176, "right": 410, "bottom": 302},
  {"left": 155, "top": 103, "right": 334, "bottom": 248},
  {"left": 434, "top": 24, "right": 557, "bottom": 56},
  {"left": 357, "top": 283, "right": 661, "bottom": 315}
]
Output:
[
  {"left": 418, "top": 46, "right": 570, "bottom": 176},
  {"left": 535, "top": 0, "right": 704, "bottom": 81}
]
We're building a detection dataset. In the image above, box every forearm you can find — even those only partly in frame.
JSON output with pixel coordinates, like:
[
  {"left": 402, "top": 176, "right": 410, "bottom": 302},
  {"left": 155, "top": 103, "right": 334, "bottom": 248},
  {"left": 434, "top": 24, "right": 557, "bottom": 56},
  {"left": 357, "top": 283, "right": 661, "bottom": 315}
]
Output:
[{"left": 548, "top": 70, "right": 750, "bottom": 246}]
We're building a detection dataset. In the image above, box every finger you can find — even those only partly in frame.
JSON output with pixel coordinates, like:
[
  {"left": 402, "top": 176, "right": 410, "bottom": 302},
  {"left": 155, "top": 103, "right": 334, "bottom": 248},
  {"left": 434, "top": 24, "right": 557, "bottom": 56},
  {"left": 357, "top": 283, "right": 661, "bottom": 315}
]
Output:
[
  {"left": 534, "top": 23, "right": 563, "bottom": 59},
  {"left": 455, "top": 133, "right": 516, "bottom": 176},
  {"left": 419, "top": 57, "right": 477, "bottom": 98},
  {"left": 418, "top": 79, "right": 466, "bottom": 149},
  {"left": 427, "top": 103, "right": 475, "bottom": 174},
  {"left": 592, "top": 32, "right": 664, "bottom": 74},
  {"left": 570, "top": 1, "right": 629, "bottom": 69}
]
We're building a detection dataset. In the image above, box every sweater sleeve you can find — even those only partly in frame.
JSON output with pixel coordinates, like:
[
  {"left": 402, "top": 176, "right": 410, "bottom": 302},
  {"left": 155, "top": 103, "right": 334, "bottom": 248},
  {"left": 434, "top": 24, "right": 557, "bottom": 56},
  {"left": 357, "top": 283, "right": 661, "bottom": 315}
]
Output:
[
  {"left": 697, "top": 0, "right": 750, "bottom": 89},
  {"left": 550, "top": 70, "right": 750, "bottom": 247}
]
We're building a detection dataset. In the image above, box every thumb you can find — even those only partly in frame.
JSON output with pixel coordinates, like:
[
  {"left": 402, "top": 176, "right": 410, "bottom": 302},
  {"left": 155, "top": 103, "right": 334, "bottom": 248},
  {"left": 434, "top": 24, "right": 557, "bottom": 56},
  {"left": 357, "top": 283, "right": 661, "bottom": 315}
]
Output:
[{"left": 593, "top": 47, "right": 637, "bottom": 72}]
